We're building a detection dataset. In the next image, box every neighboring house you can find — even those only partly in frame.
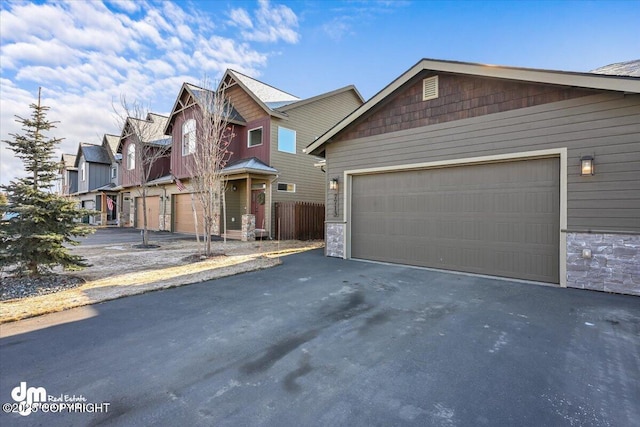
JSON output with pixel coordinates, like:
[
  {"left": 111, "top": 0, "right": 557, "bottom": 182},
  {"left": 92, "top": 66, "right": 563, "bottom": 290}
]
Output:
[
  {"left": 97, "top": 134, "right": 123, "bottom": 226},
  {"left": 307, "top": 58, "right": 640, "bottom": 296},
  {"left": 117, "top": 113, "right": 172, "bottom": 231},
  {"left": 58, "top": 153, "right": 78, "bottom": 195},
  {"left": 74, "top": 142, "right": 113, "bottom": 225},
  {"left": 590, "top": 59, "right": 640, "bottom": 77},
  {"left": 164, "top": 70, "right": 364, "bottom": 238}
]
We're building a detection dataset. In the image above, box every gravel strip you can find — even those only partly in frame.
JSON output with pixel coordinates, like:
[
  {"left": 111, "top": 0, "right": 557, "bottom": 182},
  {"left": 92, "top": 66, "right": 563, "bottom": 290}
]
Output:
[{"left": 1, "top": 275, "right": 85, "bottom": 301}]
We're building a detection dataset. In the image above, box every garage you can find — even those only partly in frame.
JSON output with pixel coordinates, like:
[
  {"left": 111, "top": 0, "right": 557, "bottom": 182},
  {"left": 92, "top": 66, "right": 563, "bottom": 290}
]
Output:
[
  {"left": 136, "top": 196, "right": 160, "bottom": 230},
  {"left": 350, "top": 158, "right": 560, "bottom": 283},
  {"left": 173, "top": 193, "right": 205, "bottom": 234}
]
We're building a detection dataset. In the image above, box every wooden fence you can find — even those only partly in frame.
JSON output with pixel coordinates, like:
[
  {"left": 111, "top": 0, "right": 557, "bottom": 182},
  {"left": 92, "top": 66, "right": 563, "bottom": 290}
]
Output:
[{"left": 275, "top": 201, "right": 325, "bottom": 240}]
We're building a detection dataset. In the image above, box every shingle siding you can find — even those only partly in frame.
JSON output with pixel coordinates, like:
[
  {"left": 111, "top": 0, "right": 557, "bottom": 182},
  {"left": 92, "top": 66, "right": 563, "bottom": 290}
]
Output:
[{"left": 338, "top": 73, "right": 598, "bottom": 141}]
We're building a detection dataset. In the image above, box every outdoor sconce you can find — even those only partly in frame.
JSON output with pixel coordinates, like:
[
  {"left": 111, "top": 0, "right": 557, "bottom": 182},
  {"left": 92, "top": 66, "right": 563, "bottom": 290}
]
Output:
[
  {"left": 580, "top": 155, "right": 594, "bottom": 176},
  {"left": 330, "top": 178, "right": 339, "bottom": 217},
  {"left": 329, "top": 178, "right": 339, "bottom": 191},
  {"left": 232, "top": 185, "right": 237, "bottom": 191}
]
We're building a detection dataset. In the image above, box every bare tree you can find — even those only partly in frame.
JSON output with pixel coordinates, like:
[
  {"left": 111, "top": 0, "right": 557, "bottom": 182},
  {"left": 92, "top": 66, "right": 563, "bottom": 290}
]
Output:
[
  {"left": 117, "top": 98, "right": 171, "bottom": 247},
  {"left": 183, "top": 79, "right": 234, "bottom": 256}
]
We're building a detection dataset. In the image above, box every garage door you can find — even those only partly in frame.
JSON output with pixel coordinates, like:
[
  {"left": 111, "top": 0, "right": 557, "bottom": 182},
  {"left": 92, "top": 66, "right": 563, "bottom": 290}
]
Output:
[
  {"left": 173, "top": 193, "right": 205, "bottom": 234},
  {"left": 351, "top": 158, "right": 559, "bottom": 283},
  {"left": 136, "top": 196, "right": 160, "bottom": 230}
]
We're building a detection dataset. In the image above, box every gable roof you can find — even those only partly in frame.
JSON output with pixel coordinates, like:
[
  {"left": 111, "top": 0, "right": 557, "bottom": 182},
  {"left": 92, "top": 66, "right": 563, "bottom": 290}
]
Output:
[
  {"left": 221, "top": 69, "right": 300, "bottom": 119},
  {"left": 306, "top": 58, "right": 640, "bottom": 156},
  {"left": 276, "top": 85, "right": 364, "bottom": 112},
  {"left": 590, "top": 59, "right": 640, "bottom": 77},
  {"left": 60, "top": 153, "right": 77, "bottom": 171},
  {"left": 164, "top": 82, "right": 247, "bottom": 134},
  {"left": 102, "top": 134, "right": 121, "bottom": 162},
  {"left": 74, "top": 143, "right": 111, "bottom": 167},
  {"left": 118, "top": 113, "right": 171, "bottom": 153}
]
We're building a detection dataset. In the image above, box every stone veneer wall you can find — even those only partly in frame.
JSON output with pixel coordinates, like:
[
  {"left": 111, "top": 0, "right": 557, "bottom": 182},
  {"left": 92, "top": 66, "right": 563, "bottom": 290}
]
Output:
[
  {"left": 566, "top": 233, "right": 640, "bottom": 296},
  {"left": 326, "top": 223, "right": 345, "bottom": 258},
  {"left": 242, "top": 214, "right": 255, "bottom": 242}
]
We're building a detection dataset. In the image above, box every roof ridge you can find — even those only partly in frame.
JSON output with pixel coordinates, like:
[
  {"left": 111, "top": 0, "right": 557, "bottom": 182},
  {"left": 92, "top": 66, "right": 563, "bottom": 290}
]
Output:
[{"left": 228, "top": 69, "right": 300, "bottom": 100}]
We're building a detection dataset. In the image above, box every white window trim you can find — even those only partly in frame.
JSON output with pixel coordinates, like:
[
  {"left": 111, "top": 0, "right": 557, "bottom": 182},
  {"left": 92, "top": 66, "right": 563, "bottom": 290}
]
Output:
[
  {"left": 182, "top": 119, "right": 196, "bottom": 156},
  {"left": 127, "top": 144, "right": 135, "bottom": 170},
  {"left": 248, "top": 127, "right": 263, "bottom": 148},
  {"left": 276, "top": 182, "right": 296, "bottom": 193},
  {"left": 81, "top": 162, "right": 86, "bottom": 181},
  {"left": 111, "top": 166, "right": 117, "bottom": 179},
  {"left": 277, "top": 126, "right": 297, "bottom": 154}
]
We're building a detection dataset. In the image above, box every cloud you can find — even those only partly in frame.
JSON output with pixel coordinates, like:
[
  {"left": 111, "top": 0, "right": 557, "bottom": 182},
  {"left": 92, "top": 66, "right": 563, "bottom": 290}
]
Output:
[
  {"left": 322, "top": 17, "right": 354, "bottom": 41},
  {"left": 319, "top": 0, "right": 408, "bottom": 41},
  {"left": 230, "top": 8, "right": 253, "bottom": 29},
  {"left": 106, "top": 0, "right": 141, "bottom": 14},
  {"left": 0, "top": 0, "right": 300, "bottom": 187},
  {"left": 230, "top": 0, "right": 300, "bottom": 44}
]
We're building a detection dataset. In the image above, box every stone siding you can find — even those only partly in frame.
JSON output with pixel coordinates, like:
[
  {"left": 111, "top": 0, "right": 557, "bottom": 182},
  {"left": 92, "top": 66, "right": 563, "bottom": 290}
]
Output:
[
  {"left": 326, "top": 223, "right": 345, "bottom": 258},
  {"left": 567, "top": 233, "right": 640, "bottom": 296},
  {"left": 242, "top": 214, "right": 255, "bottom": 242}
]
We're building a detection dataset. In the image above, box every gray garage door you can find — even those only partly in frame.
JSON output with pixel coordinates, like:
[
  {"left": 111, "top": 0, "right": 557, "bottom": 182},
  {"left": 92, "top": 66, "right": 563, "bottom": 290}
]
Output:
[{"left": 351, "top": 158, "right": 560, "bottom": 283}]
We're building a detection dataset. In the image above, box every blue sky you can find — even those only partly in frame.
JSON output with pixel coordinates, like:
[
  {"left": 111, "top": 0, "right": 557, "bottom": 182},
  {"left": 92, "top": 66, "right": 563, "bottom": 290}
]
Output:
[{"left": 1, "top": 0, "right": 639, "bottom": 187}]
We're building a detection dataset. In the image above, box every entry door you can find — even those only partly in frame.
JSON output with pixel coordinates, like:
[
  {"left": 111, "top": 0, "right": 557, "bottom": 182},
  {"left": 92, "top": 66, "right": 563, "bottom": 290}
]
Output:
[{"left": 251, "top": 190, "right": 266, "bottom": 229}]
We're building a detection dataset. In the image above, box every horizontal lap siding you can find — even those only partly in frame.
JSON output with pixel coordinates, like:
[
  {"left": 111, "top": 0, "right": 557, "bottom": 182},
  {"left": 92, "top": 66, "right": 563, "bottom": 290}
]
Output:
[
  {"left": 271, "top": 90, "right": 363, "bottom": 204},
  {"left": 327, "top": 93, "right": 640, "bottom": 232},
  {"left": 270, "top": 90, "right": 363, "bottom": 231}
]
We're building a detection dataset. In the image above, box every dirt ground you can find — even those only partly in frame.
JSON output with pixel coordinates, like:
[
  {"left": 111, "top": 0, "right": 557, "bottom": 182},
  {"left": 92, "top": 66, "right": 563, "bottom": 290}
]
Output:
[{"left": 0, "top": 239, "right": 323, "bottom": 323}]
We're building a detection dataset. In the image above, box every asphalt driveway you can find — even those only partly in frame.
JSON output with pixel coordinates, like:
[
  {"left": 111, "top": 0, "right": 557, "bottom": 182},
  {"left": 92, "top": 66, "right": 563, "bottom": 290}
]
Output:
[{"left": 1, "top": 250, "right": 639, "bottom": 426}]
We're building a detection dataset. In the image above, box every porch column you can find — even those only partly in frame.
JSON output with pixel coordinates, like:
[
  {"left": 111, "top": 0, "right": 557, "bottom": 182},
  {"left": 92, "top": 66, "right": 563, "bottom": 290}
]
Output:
[
  {"left": 101, "top": 193, "right": 108, "bottom": 226},
  {"left": 246, "top": 175, "right": 252, "bottom": 216}
]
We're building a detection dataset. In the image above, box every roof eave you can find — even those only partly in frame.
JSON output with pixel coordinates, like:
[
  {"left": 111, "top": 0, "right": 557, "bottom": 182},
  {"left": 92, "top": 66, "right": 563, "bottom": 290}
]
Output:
[
  {"left": 305, "top": 58, "right": 640, "bottom": 156},
  {"left": 277, "top": 85, "right": 364, "bottom": 112},
  {"left": 222, "top": 70, "right": 290, "bottom": 119}
]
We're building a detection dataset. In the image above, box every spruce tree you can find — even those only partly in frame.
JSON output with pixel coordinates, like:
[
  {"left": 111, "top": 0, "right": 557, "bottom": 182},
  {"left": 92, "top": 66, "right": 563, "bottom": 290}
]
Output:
[{"left": 0, "top": 88, "right": 94, "bottom": 276}]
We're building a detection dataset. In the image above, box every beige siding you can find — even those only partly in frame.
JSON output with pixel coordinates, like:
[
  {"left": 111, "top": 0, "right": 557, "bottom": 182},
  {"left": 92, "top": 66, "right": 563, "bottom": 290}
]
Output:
[
  {"left": 270, "top": 90, "right": 362, "bottom": 231},
  {"left": 326, "top": 93, "right": 640, "bottom": 232},
  {"left": 227, "top": 85, "right": 265, "bottom": 123}
]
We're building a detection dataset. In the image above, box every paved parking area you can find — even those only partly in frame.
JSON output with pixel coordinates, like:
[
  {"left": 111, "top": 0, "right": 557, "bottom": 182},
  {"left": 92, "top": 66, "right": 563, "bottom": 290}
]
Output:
[{"left": 1, "top": 250, "right": 639, "bottom": 426}]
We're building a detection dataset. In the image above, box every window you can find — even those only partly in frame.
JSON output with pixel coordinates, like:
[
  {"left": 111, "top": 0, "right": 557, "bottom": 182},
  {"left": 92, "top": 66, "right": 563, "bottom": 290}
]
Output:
[
  {"left": 182, "top": 119, "right": 196, "bottom": 156},
  {"left": 81, "top": 162, "right": 86, "bottom": 181},
  {"left": 111, "top": 166, "right": 117, "bottom": 179},
  {"left": 277, "top": 182, "right": 296, "bottom": 192},
  {"left": 248, "top": 127, "right": 263, "bottom": 147},
  {"left": 127, "top": 144, "right": 135, "bottom": 170},
  {"left": 278, "top": 127, "right": 296, "bottom": 154}
]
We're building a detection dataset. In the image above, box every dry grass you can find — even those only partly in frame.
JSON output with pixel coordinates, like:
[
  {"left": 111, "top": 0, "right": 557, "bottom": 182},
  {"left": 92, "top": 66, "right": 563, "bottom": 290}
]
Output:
[{"left": 0, "top": 239, "right": 323, "bottom": 323}]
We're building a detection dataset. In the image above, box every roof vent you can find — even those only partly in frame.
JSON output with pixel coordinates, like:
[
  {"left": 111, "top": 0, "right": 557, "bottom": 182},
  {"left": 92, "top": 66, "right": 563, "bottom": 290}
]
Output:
[{"left": 422, "top": 76, "right": 439, "bottom": 101}]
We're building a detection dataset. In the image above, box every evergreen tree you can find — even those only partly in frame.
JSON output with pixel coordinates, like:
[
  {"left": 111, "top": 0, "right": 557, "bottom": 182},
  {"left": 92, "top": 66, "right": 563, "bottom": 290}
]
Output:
[{"left": 0, "top": 88, "right": 94, "bottom": 276}]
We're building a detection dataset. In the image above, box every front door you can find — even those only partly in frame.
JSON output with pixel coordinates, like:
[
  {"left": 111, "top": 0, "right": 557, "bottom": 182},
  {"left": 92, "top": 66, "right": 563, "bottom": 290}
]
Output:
[{"left": 251, "top": 190, "right": 266, "bottom": 229}]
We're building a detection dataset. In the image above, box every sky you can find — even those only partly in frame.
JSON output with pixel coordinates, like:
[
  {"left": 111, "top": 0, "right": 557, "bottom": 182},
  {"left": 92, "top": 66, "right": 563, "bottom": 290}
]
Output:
[{"left": 1, "top": 0, "right": 639, "bottom": 188}]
